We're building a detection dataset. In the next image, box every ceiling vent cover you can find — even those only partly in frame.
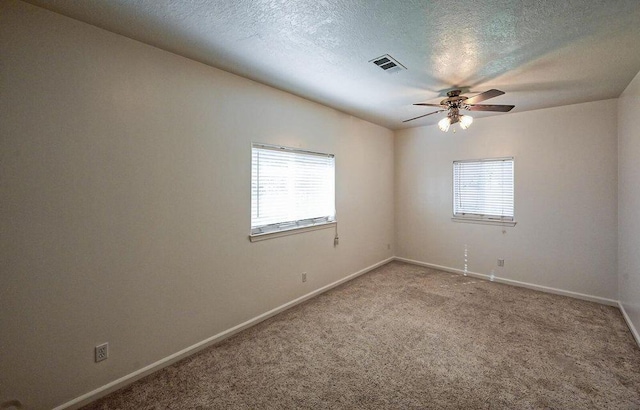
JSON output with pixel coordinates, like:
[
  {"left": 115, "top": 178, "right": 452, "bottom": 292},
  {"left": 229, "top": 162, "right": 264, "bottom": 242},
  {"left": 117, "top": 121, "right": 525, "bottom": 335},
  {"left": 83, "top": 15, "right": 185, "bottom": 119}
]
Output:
[{"left": 370, "top": 54, "right": 406, "bottom": 74}]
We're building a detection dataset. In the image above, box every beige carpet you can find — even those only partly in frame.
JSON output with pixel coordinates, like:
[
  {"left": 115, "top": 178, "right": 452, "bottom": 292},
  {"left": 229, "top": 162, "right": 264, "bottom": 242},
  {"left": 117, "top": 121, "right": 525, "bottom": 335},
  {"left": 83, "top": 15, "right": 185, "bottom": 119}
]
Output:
[{"left": 83, "top": 262, "right": 640, "bottom": 409}]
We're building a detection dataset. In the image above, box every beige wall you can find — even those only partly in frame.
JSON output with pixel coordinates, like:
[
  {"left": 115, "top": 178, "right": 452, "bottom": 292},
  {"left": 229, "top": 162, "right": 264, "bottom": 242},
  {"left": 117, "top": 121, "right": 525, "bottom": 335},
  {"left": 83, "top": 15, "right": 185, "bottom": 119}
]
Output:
[
  {"left": 395, "top": 99, "right": 618, "bottom": 300},
  {"left": 0, "top": 2, "right": 394, "bottom": 408},
  {"left": 618, "top": 69, "right": 640, "bottom": 337}
]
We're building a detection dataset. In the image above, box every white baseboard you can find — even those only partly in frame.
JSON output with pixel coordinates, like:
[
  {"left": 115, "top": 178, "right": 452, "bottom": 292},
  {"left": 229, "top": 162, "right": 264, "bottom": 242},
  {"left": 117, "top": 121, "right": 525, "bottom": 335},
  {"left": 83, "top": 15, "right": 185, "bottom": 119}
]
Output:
[
  {"left": 54, "top": 257, "right": 394, "bottom": 410},
  {"left": 618, "top": 301, "right": 640, "bottom": 347},
  {"left": 394, "top": 257, "right": 619, "bottom": 307}
]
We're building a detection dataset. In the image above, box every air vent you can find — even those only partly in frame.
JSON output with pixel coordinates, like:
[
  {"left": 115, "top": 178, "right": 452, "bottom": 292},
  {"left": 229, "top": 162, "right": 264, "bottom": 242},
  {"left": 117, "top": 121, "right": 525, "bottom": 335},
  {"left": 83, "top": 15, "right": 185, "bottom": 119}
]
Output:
[{"left": 370, "top": 54, "right": 406, "bottom": 74}]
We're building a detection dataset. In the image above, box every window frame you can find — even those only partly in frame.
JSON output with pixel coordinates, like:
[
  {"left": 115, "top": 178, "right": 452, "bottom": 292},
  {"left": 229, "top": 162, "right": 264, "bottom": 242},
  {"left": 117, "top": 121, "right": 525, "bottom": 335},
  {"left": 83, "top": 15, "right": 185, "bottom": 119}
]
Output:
[
  {"left": 451, "top": 157, "right": 517, "bottom": 227},
  {"left": 249, "top": 143, "right": 336, "bottom": 241}
]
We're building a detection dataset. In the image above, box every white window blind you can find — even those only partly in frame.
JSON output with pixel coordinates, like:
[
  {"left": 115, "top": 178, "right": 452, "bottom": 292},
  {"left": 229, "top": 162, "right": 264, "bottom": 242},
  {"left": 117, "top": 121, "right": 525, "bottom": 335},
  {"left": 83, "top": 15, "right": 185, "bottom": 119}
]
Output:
[
  {"left": 251, "top": 144, "right": 335, "bottom": 235},
  {"left": 453, "top": 158, "right": 514, "bottom": 221}
]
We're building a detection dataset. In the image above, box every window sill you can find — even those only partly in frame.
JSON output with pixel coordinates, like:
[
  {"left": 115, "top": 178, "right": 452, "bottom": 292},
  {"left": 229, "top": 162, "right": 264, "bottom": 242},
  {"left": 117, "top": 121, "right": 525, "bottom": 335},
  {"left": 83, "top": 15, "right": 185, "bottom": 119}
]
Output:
[
  {"left": 249, "top": 221, "right": 337, "bottom": 242},
  {"left": 451, "top": 217, "right": 517, "bottom": 227}
]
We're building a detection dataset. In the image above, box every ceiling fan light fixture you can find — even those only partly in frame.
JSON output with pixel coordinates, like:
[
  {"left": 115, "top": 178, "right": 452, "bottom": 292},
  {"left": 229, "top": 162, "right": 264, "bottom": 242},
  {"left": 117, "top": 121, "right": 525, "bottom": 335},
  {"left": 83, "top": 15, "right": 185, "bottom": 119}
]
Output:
[
  {"left": 459, "top": 115, "right": 473, "bottom": 130},
  {"left": 438, "top": 116, "right": 451, "bottom": 132},
  {"left": 405, "top": 89, "right": 513, "bottom": 128}
]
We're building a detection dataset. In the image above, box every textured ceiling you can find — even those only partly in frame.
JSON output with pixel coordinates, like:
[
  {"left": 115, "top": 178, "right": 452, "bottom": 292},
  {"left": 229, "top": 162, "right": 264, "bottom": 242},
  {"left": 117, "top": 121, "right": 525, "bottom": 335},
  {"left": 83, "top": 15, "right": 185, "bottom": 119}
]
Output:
[{"left": 24, "top": 0, "right": 640, "bottom": 130}]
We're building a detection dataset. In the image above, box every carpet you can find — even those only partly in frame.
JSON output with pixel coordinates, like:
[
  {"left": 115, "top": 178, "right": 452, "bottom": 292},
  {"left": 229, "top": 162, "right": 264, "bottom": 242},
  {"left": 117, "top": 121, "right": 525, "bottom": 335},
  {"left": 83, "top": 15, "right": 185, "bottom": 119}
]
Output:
[{"left": 82, "top": 261, "right": 640, "bottom": 409}]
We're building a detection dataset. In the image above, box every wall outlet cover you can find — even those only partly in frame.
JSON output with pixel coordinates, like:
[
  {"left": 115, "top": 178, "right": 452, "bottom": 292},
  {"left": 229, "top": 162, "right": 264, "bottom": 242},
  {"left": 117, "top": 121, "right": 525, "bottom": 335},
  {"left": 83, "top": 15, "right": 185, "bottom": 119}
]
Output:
[{"left": 95, "top": 343, "right": 108, "bottom": 362}]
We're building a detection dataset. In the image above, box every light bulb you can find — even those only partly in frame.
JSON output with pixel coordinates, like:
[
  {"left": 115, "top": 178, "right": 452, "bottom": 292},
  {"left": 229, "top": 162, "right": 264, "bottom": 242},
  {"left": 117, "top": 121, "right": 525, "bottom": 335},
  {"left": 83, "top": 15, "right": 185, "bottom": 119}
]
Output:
[
  {"left": 438, "top": 117, "right": 451, "bottom": 132},
  {"left": 459, "top": 115, "right": 473, "bottom": 130}
]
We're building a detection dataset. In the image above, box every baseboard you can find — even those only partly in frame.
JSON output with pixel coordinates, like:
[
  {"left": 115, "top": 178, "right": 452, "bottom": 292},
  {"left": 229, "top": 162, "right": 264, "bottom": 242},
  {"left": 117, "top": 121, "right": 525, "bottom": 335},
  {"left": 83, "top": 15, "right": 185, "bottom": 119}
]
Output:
[
  {"left": 618, "top": 302, "right": 640, "bottom": 347},
  {"left": 54, "top": 257, "right": 394, "bottom": 410},
  {"left": 394, "top": 257, "right": 619, "bottom": 307}
]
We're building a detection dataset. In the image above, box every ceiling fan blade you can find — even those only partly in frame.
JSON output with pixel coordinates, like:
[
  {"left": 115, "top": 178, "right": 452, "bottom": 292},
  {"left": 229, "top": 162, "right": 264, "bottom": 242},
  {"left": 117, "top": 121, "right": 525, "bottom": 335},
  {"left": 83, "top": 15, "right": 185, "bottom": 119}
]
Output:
[
  {"left": 467, "top": 104, "right": 515, "bottom": 112},
  {"left": 465, "top": 89, "right": 505, "bottom": 104},
  {"left": 413, "top": 103, "right": 444, "bottom": 108},
  {"left": 402, "top": 110, "right": 446, "bottom": 123}
]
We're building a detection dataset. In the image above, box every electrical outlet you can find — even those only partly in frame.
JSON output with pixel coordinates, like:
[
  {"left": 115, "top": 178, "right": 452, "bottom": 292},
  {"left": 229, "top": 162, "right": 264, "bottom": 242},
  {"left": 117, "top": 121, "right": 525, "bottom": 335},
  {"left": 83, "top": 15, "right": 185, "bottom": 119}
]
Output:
[
  {"left": 302, "top": 272, "right": 307, "bottom": 282},
  {"left": 95, "top": 343, "right": 108, "bottom": 362},
  {"left": 334, "top": 236, "right": 339, "bottom": 246},
  {"left": 387, "top": 243, "right": 391, "bottom": 250},
  {"left": 498, "top": 258, "right": 504, "bottom": 267}
]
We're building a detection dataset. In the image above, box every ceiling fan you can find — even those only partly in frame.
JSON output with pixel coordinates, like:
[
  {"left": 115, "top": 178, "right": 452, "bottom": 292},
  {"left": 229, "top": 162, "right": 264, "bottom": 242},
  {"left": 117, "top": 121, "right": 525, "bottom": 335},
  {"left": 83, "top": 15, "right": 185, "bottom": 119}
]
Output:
[{"left": 404, "top": 89, "right": 515, "bottom": 132}]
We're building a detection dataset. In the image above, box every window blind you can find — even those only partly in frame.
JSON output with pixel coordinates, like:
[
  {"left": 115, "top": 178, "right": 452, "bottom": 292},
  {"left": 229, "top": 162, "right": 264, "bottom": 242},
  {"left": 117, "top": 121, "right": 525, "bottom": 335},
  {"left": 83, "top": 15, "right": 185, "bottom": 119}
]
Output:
[
  {"left": 453, "top": 158, "right": 514, "bottom": 221},
  {"left": 251, "top": 144, "right": 335, "bottom": 235}
]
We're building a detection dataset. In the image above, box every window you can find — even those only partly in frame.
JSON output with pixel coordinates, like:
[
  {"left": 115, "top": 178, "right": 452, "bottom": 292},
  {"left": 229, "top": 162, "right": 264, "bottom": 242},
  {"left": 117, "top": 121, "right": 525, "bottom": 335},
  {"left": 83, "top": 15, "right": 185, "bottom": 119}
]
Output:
[
  {"left": 453, "top": 157, "right": 515, "bottom": 225},
  {"left": 251, "top": 143, "right": 335, "bottom": 239}
]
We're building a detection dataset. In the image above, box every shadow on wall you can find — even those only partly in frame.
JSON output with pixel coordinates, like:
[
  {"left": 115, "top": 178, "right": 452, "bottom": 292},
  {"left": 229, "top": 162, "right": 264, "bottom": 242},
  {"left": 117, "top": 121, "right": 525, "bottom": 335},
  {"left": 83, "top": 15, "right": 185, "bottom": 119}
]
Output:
[{"left": 1, "top": 400, "right": 23, "bottom": 410}]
